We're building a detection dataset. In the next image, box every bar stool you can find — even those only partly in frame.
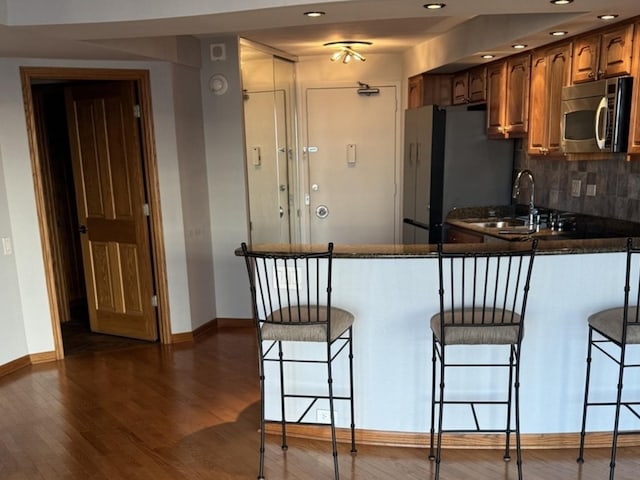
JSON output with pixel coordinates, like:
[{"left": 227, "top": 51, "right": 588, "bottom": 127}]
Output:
[
  {"left": 577, "top": 238, "right": 640, "bottom": 480},
  {"left": 240, "top": 242, "right": 357, "bottom": 480},
  {"left": 429, "top": 241, "right": 538, "bottom": 480}
]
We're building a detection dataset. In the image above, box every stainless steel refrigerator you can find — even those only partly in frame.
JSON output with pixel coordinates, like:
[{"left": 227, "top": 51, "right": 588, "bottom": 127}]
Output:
[{"left": 402, "top": 104, "right": 514, "bottom": 243}]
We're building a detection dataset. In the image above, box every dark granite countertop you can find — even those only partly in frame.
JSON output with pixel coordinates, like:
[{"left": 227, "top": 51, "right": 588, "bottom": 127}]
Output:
[
  {"left": 236, "top": 206, "right": 640, "bottom": 259},
  {"left": 447, "top": 205, "right": 640, "bottom": 243},
  {"left": 236, "top": 237, "right": 633, "bottom": 259}
]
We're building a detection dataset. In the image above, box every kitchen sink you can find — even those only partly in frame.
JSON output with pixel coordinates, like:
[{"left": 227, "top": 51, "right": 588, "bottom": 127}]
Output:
[{"left": 465, "top": 218, "right": 526, "bottom": 229}]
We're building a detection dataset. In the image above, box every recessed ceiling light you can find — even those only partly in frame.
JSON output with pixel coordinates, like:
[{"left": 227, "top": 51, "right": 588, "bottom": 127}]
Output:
[
  {"left": 304, "top": 11, "right": 325, "bottom": 17},
  {"left": 550, "top": 30, "right": 568, "bottom": 36},
  {"left": 423, "top": 3, "right": 446, "bottom": 9},
  {"left": 481, "top": 54, "right": 495, "bottom": 59},
  {"left": 598, "top": 14, "right": 619, "bottom": 20},
  {"left": 550, "top": 0, "right": 573, "bottom": 5},
  {"left": 512, "top": 44, "right": 527, "bottom": 49}
]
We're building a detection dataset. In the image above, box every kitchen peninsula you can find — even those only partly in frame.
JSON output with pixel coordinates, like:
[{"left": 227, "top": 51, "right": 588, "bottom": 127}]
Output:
[{"left": 241, "top": 236, "right": 640, "bottom": 449}]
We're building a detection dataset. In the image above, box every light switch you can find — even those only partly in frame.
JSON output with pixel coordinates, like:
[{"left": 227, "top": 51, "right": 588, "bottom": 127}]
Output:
[
  {"left": 2, "top": 237, "right": 12, "bottom": 255},
  {"left": 250, "top": 146, "right": 261, "bottom": 166},
  {"left": 347, "top": 144, "right": 356, "bottom": 165}
]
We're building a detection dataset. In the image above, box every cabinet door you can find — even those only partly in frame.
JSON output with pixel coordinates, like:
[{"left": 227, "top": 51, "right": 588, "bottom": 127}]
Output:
[
  {"left": 546, "top": 43, "right": 572, "bottom": 154},
  {"left": 423, "top": 74, "right": 452, "bottom": 106},
  {"left": 486, "top": 61, "right": 507, "bottom": 138},
  {"left": 628, "top": 22, "right": 640, "bottom": 155},
  {"left": 600, "top": 23, "right": 634, "bottom": 78},
  {"left": 408, "top": 74, "right": 424, "bottom": 109},
  {"left": 452, "top": 72, "right": 469, "bottom": 105},
  {"left": 527, "top": 52, "right": 548, "bottom": 155},
  {"left": 505, "top": 53, "right": 530, "bottom": 137},
  {"left": 572, "top": 34, "right": 600, "bottom": 83},
  {"left": 468, "top": 66, "right": 487, "bottom": 103}
]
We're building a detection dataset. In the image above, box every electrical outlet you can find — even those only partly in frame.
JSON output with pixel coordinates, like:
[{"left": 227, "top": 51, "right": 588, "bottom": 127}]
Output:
[
  {"left": 586, "top": 184, "right": 597, "bottom": 196},
  {"left": 571, "top": 179, "right": 581, "bottom": 197},
  {"left": 316, "top": 409, "right": 332, "bottom": 423}
]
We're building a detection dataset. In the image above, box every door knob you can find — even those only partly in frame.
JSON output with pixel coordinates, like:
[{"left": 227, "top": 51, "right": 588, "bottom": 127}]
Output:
[
  {"left": 78, "top": 225, "right": 88, "bottom": 234},
  {"left": 315, "top": 205, "right": 329, "bottom": 219}
]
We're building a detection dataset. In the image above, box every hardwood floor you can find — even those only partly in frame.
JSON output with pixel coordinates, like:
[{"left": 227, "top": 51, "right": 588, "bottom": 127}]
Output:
[{"left": 1, "top": 325, "right": 639, "bottom": 479}]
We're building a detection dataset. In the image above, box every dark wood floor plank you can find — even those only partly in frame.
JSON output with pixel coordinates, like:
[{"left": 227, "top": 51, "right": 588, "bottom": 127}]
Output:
[{"left": 1, "top": 325, "right": 639, "bottom": 479}]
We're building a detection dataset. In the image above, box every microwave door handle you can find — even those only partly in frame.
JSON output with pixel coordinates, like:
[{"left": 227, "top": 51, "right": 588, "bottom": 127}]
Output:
[{"left": 595, "top": 96, "right": 608, "bottom": 150}]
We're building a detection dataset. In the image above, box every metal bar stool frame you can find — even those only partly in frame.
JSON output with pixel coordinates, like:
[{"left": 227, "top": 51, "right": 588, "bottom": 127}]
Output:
[
  {"left": 577, "top": 238, "right": 640, "bottom": 480},
  {"left": 241, "top": 242, "right": 357, "bottom": 480},
  {"left": 429, "top": 241, "right": 537, "bottom": 480}
]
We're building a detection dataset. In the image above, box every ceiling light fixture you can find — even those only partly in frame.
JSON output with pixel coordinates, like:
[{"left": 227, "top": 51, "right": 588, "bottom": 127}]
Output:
[
  {"left": 550, "top": 0, "right": 573, "bottom": 5},
  {"left": 330, "top": 47, "right": 366, "bottom": 63},
  {"left": 423, "top": 3, "right": 446, "bottom": 9},
  {"left": 324, "top": 41, "right": 371, "bottom": 63},
  {"left": 598, "top": 14, "right": 619, "bottom": 20},
  {"left": 481, "top": 54, "right": 495, "bottom": 59},
  {"left": 304, "top": 11, "right": 325, "bottom": 17},
  {"left": 512, "top": 44, "right": 527, "bottom": 49},
  {"left": 550, "top": 30, "right": 568, "bottom": 36}
]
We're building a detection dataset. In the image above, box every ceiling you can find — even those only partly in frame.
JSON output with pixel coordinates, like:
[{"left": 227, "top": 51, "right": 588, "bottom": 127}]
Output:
[{"left": 1, "top": 0, "right": 640, "bottom": 72}]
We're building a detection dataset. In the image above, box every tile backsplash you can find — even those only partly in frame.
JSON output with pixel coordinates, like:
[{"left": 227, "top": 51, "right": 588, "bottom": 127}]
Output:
[{"left": 514, "top": 140, "right": 640, "bottom": 222}]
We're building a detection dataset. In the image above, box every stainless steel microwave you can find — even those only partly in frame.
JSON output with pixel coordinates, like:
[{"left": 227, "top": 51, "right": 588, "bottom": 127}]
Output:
[{"left": 560, "top": 77, "right": 633, "bottom": 153}]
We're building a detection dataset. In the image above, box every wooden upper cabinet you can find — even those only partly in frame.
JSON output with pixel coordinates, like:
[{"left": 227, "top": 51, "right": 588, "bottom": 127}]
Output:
[
  {"left": 600, "top": 23, "right": 634, "bottom": 78},
  {"left": 572, "top": 23, "right": 634, "bottom": 83},
  {"left": 628, "top": 21, "right": 640, "bottom": 156},
  {"left": 487, "top": 54, "right": 530, "bottom": 139},
  {"left": 486, "top": 61, "right": 507, "bottom": 138},
  {"left": 504, "top": 53, "right": 531, "bottom": 137},
  {"left": 468, "top": 66, "right": 487, "bottom": 103},
  {"left": 452, "top": 66, "right": 486, "bottom": 105},
  {"left": 452, "top": 72, "right": 469, "bottom": 105},
  {"left": 423, "top": 74, "right": 452, "bottom": 106},
  {"left": 408, "top": 74, "right": 424, "bottom": 109},
  {"left": 528, "top": 42, "right": 572, "bottom": 156}
]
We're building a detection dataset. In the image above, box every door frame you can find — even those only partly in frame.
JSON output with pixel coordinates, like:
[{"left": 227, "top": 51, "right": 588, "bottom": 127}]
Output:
[{"left": 19, "top": 66, "right": 171, "bottom": 358}]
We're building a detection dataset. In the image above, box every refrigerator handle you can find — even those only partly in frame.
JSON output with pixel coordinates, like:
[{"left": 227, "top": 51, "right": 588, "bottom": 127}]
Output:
[{"left": 415, "top": 143, "right": 420, "bottom": 165}]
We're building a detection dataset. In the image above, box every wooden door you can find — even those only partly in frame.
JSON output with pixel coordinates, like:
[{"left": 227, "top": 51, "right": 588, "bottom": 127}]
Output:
[
  {"left": 572, "top": 34, "right": 600, "bottom": 83},
  {"left": 505, "top": 53, "right": 530, "bottom": 137},
  {"left": 65, "top": 81, "right": 158, "bottom": 341},
  {"left": 486, "top": 61, "right": 507, "bottom": 138},
  {"left": 629, "top": 21, "right": 640, "bottom": 155},
  {"left": 600, "top": 24, "right": 634, "bottom": 78},
  {"left": 452, "top": 72, "right": 469, "bottom": 105},
  {"left": 527, "top": 51, "right": 548, "bottom": 155},
  {"left": 546, "top": 43, "right": 572, "bottom": 154},
  {"left": 467, "top": 66, "right": 487, "bottom": 103},
  {"left": 408, "top": 74, "right": 424, "bottom": 109}
]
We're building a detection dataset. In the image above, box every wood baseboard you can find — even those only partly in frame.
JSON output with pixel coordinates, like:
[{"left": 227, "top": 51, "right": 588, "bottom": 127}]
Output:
[
  {"left": 172, "top": 318, "right": 253, "bottom": 344},
  {"left": 215, "top": 317, "right": 253, "bottom": 328},
  {"left": 30, "top": 351, "right": 57, "bottom": 364},
  {"left": 0, "top": 355, "right": 31, "bottom": 378},
  {"left": 170, "top": 332, "right": 194, "bottom": 344},
  {"left": 264, "top": 423, "right": 640, "bottom": 449}
]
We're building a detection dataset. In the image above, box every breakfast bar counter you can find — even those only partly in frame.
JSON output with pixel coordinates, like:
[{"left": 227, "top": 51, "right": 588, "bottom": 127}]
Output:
[{"left": 240, "top": 238, "right": 640, "bottom": 448}]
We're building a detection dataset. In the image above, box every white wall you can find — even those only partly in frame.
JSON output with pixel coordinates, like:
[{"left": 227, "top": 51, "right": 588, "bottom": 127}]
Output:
[
  {"left": 0, "top": 56, "right": 198, "bottom": 364},
  {"left": 200, "top": 36, "right": 252, "bottom": 319},
  {"left": 171, "top": 63, "right": 217, "bottom": 329},
  {"left": 0, "top": 144, "right": 28, "bottom": 365}
]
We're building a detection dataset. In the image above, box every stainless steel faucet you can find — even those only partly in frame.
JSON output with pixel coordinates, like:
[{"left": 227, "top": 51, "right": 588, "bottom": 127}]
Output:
[{"left": 512, "top": 169, "right": 538, "bottom": 226}]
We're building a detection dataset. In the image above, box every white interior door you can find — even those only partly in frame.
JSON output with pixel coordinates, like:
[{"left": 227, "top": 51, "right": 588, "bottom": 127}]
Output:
[{"left": 305, "top": 86, "right": 398, "bottom": 244}]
